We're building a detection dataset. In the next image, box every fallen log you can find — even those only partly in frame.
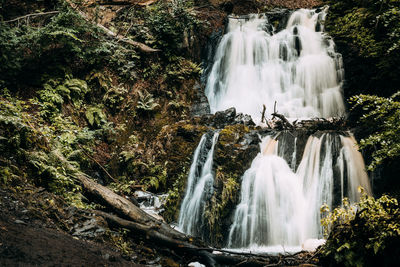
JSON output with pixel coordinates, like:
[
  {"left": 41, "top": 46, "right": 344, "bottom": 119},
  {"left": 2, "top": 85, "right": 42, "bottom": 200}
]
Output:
[
  {"left": 271, "top": 101, "right": 294, "bottom": 129},
  {"left": 96, "top": 0, "right": 158, "bottom": 6},
  {"left": 53, "top": 150, "right": 189, "bottom": 242},
  {"left": 94, "top": 210, "right": 291, "bottom": 266},
  {"left": 54, "top": 150, "right": 318, "bottom": 266}
]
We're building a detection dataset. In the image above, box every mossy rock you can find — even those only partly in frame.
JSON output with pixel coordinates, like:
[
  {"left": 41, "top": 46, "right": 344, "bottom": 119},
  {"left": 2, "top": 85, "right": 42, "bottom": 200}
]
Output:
[
  {"left": 215, "top": 124, "right": 260, "bottom": 178},
  {"left": 158, "top": 121, "right": 210, "bottom": 222},
  {"left": 203, "top": 124, "right": 260, "bottom": 246}
]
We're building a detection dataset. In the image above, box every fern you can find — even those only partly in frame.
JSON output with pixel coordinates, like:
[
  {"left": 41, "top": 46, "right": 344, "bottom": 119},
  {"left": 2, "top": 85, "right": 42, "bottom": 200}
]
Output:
[{"left": 137, "top": 90, "right": 159, "bottom": 111}]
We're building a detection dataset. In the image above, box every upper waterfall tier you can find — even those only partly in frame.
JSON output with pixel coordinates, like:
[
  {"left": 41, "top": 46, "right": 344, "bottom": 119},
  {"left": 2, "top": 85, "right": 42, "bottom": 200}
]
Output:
[{"left": 205, "top": 8, "right": 346, "bottom": 121}]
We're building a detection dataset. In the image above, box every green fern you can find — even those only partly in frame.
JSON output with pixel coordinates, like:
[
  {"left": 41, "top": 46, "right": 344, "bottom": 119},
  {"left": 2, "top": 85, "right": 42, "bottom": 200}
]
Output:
[{"left": 137, "top": 90, "right": 159, "bottom": 111}]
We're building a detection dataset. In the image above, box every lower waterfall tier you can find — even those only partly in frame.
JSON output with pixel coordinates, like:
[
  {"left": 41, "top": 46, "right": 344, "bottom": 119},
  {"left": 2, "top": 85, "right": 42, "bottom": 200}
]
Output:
[
  {"left": 177, "top": 130, "right": 372, "bottom": 252},
  {"left": 228, "top": 132, "right": 371, "bottom": 249}
]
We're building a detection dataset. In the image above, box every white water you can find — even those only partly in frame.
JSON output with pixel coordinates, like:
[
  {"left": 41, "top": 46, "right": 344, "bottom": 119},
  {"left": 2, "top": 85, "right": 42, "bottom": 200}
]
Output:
[
  {"left": 178, "top": 132, "right": 219, "bottom": 236},
  {"left": 228, "top": 136, "right": 307, "bottom": 248},
  {"left": 338, "top": 135, "right": 372, "bottom": 201},
  {"left": 177, "top": 8, "right": 372, "bottom": 254},
  {"left": 205, "top": 8, "right": 345, "bottom": 121},
  {"left": 228, "top": 133, "right": 371, "bottom": 251}
]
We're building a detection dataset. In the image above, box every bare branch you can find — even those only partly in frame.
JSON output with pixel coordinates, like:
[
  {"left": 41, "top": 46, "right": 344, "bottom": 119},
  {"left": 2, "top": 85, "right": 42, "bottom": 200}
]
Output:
[
  {"left": 3, "top": 11, "right": 60, "bottom": 23},
  {"left": 66, "top": 0, "right": 160, "bottom": 53}
]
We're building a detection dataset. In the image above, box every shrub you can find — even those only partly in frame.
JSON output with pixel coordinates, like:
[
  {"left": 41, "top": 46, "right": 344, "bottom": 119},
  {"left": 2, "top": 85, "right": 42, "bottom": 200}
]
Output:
[{"left": 320, "top": 188, "right": 400, "bottom": 267}]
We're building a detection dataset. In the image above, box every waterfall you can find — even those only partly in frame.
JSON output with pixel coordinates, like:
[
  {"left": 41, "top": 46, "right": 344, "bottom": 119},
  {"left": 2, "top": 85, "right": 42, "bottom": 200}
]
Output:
[
  {"left": 177, "top": 7, "right": 372, "bottom": 253},
  {"left": 205, "top": 8, "right": 345, "bottom": 121},
  {"left": 228, "top": 136, "right": 307, "bottom": 250},
  {"left": 228, "top": 133, "right": 371, "bottom": 251},
  {"left": 178, "top": 132, "right": 219, "bottom": 236}
]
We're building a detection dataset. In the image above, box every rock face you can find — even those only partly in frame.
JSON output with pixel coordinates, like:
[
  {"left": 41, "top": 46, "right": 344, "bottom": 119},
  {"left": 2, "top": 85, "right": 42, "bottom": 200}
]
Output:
[
  {"left": 190, "top": 82, "right": 211, "bottom": 116},
  {"left": 203, "top": 124, "right": 261, "bottom": 245},
  {"left": 197, "top": 107, "right": 256, "bottom": 128},
  {"left": 160, "top": 109, "right": 260, "bottom": 246}
]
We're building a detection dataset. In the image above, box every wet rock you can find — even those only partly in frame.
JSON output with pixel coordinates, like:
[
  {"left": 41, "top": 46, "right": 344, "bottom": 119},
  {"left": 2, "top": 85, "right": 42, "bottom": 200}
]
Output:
[
  {"left": 240, "top": 130, "right": 260, "bottom": 148},
  {"left": 197, "top": 107, "right": 255, "bottom": 128},
  {"left": 201, "top": 30, "right": 224, "bottom": 84},
  {"left": 212, "top": 107, "right": 236, "bottom": 128},
  {"left": 201, "top": 124, "right": 261, "bottom": 246},
  {"left": 191, "top": 82, "right": 211, "bottom": 116},
  {"left": 176, "top": 124, "right": 201, "bottom": 142},
  {"left": 235, "top": 113, "right": 255, "bottom": 126},
  {"left": 134, "top": 191, "right": 168, "bottom": 221},
  {"left": 72, "top": 217, "right": 107, "bottom": 239},
  {"left": 264, "top": 8, "right": 292, "bottom": 32}
]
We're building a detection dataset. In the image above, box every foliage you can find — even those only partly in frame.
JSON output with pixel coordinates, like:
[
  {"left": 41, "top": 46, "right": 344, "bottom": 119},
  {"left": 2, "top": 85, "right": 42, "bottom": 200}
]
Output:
[
  {"left": 0, "top": 6, "right": 113, "bottom": 88},
  {"left": 320, "top": 198, "right": 355, "bottom": 238},
  {"left": 349, "top": 93, "right": 400, "bottom": 170},
  {"left": 165, "top": 57, "right": 202, "bottom": 83},
  {"left": 204, "top": 170, "right": 239, "bottom": 244},
  {"left": 85, "top": 105, "right": 107, "bottom": 129},
  {"left": 28, "top": 150, "right": 83, "bottom": 203},
  {"left": 106, "top": 45, "right": 140, "bottom": 82},
  {"left": 0, "top": 94, "right": 89, "bottom": 206},
  {"left": 145, "top": 0, "right": 199, "bottom": 56},
  {"left": 118, "top": 149, "right": 168, "bottom": 192},
  {"left": 115, "top": 0, "right": 200, "bottom": 59},
  {"left": 137, "top": 90, "right": 159, "bottom": 112},
  {"left": 37, "top": 76, "right": 89, "bottom": 121},
  {"left": 163, "top": 166, "right": 188, "bottom": 222},
  {"left": 324, "top": 0, "right": 400, "bottom": 96},
  {"left": 105, "top": 228, "right": 134, "bottom": 256},
  {"left": 320, "top": 188, "right": 400, "bottom": 266},
  {"left": 103, "top": 85, "right": 128, "bottom": 113}
]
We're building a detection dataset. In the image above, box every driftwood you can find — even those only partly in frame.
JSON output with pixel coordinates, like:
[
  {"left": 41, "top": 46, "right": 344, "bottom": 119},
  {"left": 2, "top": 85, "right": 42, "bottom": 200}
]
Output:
[
  {"left": 3, "top": 11, "right": 60, "bottom": 23},
  {"left": 271, "top": 101, "right": 294, "bottom": 129},
  {"left": 54, "top": 151, "right": 188, "bottom": 241},
  {"left": 95, "top": 22, "right": 160, "bottom": 52},
  {"left": 261, "top": 104, "right": 267, "bottom": 123}
]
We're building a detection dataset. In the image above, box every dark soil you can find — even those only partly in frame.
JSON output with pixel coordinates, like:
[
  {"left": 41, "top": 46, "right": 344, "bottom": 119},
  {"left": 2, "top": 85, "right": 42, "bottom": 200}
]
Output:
[
  {"left": 0, "top": 214, "right": 138, "bottom": 267},
  {"left": 0, "top": 188, "right": 139, "bottom": 267}
]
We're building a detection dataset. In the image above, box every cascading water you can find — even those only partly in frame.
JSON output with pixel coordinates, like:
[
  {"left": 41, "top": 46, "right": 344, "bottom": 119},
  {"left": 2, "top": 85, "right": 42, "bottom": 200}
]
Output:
[
  {"left": 178, "top": 7, "right": 372, "bottom": 253},
  {"left": 228, "top": 133, "right": 371, "bottom": 251},
  {"left": 178, "top": 132, "right": 219, "bottom": 237},
  {"left": 205, "top": 8, "right": 345, "bottom": 121}
]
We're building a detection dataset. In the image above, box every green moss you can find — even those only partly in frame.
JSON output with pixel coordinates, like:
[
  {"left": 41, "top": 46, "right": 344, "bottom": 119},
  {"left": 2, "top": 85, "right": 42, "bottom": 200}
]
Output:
[
  {"left": 324, "top": 0, "right": 400, "bottom": 96},
  {"left": 218, "top": 124, "right": 250, "bottom": 146},
  {"left": 204, "top": 168, "right": 240, "bottom": 245}
]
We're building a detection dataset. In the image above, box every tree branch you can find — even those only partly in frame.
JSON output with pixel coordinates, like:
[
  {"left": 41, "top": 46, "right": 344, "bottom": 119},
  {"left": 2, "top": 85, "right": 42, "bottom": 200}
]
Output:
[
  {"left": 271, "top": 101, "right": 294, "bottom": 129},
  {"left": 3, "top": 11, "right": 60, "bottom": 23},
  {"left": 66, "top": 0, "right": 160, "bottom": 53}
]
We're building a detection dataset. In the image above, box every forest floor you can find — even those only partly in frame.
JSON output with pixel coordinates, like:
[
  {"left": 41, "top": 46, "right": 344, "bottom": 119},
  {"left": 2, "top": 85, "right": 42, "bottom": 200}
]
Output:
[{"left": 0, "top": 188, "right": 141, "bottom": 266}]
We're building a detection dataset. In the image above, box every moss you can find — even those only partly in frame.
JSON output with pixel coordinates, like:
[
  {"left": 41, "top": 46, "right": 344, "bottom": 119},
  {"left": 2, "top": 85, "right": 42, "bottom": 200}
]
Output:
[
  {"left": 158, "top": 121, "right": 209, "bottom": 222},
  {"left": 324, "top": 0, "right": 400, "bottom": 97},
  {"left": 216, "top": 124, "right": 256, "bottom": 177},
  {"left": 201, "top": 124, "right": 259, "bottom": 246},
  {"left": 204, "top": 168, "right": 240, "bottom": 245},
  {"left": 218, "top": 124, "right": 250, "bottom": 146}
]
